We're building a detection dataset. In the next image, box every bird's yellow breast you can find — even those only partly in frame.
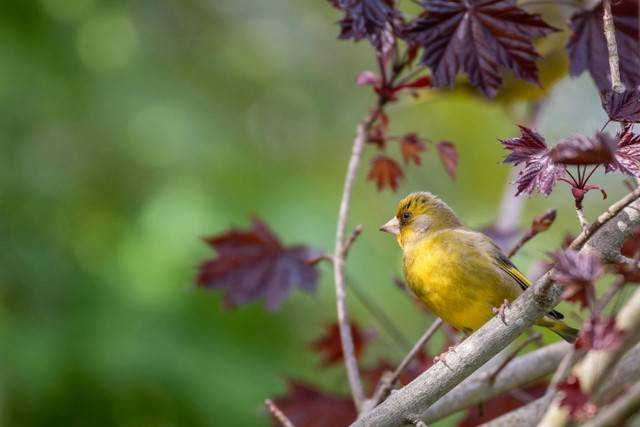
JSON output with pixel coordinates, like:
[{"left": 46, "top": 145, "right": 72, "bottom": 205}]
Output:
[{"left": 403, "top": 230, "right": 521, "bottom": 332}]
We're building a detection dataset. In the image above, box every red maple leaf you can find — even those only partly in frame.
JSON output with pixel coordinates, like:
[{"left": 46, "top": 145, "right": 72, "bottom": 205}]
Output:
[
  {"left": 551, "top": 249, "right": 604, "bottom": 309},
  {"left": 575, "top": 315, "right": 625, "bottom": 351},
  {"left": 557, "top": 376, "right": 598, "bottom": 421},
  {"left": 605, "top": 125, "right": 640, "bottom": 177},
  {"left": 437, "top": 141, "right": 458, "bottom": 179},
  {"left": 400, "top": 133, "right": 426, "bottom": 165},
  {"left": 269, "top": 380, "right": 357, "bottom": 427},
  {"left": 310, "top": 322, "right": 370, "bottom": 366},
  {"left": 601, "top": 88, "right": 640, "bottom": 123},
  {"left": 368, "top": 155, "right": 404, "bottom": 191},
  {"left": 501, "top": 126, "right": 565, "bottom": 196},
  {"left": 197, "top": 218, "right": 320, "bottom": 311},
  {"left": 567, "top": 0, "right": 640, "bottom": 92},
  {"left": 403, "top": 0, "right": 557, "bottom": 97},
  {"left": 549, "top": 133, "right": 616, "bottom": 165}
]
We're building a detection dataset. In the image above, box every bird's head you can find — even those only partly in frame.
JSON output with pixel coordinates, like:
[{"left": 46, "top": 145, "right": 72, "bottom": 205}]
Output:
[{"left": 380, "top": 192, "right": 461, "bottom": 248}]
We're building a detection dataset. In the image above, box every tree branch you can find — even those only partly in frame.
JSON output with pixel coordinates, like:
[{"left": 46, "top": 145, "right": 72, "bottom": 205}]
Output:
[
  {"left": 602, "top": 0, "right": 625, "bottom": 93},
  {"left": 420, "top": 342, "right": 569, "bottom": 424},
  {"left": 334, "top": 107, "right": 381, "bottom": 410},
  {"left": 352, "top": 190, "right": 640, "bottom": 427},
  {"left": 361, "top": 318, "right": 443, "bottom": 414},
  {"left": 481, "top": 342, "right": 640, "bottom": 426}
]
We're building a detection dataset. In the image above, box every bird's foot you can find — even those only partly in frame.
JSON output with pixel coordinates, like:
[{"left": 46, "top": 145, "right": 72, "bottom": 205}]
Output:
[
  {"left": 492, "top": 299, "right": 510, "bottom": 325},
  {"left": 433, "top": 345, "right": 457, "bottom": 370}
]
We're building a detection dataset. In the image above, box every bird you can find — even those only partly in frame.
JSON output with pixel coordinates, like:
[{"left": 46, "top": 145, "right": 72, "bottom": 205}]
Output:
[{"left": 380, "top": 191, "right": 578, "bottom": 343}]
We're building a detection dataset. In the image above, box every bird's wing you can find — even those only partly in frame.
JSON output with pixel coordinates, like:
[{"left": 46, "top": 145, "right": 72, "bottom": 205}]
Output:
[{"left": 489, "top": 242, "right": 564, "bottom": 320}]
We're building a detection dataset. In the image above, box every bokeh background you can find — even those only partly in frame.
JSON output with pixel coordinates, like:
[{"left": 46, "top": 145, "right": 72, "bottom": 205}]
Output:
[{"left": 0, "top": 1, "right": 629, "bottom": 426}]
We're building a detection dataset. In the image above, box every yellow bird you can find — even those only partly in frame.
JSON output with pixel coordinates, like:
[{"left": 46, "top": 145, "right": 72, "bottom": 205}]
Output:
[{"left": 380, "top": 192, "right": 578, "bottom": 342}]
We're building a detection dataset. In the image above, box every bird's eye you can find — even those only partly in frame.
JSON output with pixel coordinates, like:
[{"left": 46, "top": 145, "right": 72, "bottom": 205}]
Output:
[{"left": 402, "top": 211, "right": 411, "bottom": 221}]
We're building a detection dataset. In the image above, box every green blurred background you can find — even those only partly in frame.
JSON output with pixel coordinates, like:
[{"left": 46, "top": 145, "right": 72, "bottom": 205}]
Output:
[{"left": 0, "top": 1, "right": 628, "bottom": 426}]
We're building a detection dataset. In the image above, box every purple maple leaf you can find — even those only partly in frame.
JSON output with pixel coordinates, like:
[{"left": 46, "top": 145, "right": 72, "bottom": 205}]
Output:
[
  {"left": 567, "top": 0, "right": 640, "bottom": 91},
  {"left": 501, "top": 126, "right": 565, "bottom": 196},
  {"left": 331, "top": 0, "right": 400, "bottom": 53},
  {"left": 605, "top": 125, "right": 640, "bottom": 177},
  {"left": 402, "top": 0, "right": 558, "bottom": 97},
  {"left": 575, "top": 315, "right": 625, "bottom": 351},
  {"left": 549, "top": 133, "right": 617, "bottom": 165},
  {"left": 197, "top": 218, "right": 320, "bottom": 311},
  {"left": 551, "top": 249, "right": 604, "bottom": 309},
  {"left": 601, "top": 88, "right": 640, "bottom": 123}
]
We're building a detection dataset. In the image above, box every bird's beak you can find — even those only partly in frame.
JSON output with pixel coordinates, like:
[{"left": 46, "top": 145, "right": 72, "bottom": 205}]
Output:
[{"left": 379, "top": 217, "right": 400, "bottom": 235}]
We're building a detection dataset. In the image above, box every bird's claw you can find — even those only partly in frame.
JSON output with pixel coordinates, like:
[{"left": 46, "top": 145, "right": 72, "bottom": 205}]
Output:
[{"left": 492, "top": 299, "right": 510, "bottom": 325}]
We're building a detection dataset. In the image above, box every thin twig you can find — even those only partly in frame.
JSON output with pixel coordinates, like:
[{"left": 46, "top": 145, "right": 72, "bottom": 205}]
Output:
[
  {"left": 265, "top": 399, "right": 296, "bottom": 427},
  {"left": 576, "top": 205, "right": 590, "bottom": 232},
  {"left": 602, "top": 0, "right": 625, "bottom": 93},
  {"left": 361, "top": 319, "right": 443, "bottom": 413},
  {"left": 342, "top": 224, "right": 364, "bottom": 258},
  {"left": 508, "top": 209, "right": 557, "bottom": 258},
  {"left": 333, "top": 106, "right": 381, "bottom": 410},
  {"left": 569, "top": 186, "right": 640, "bottom": 252},
  {"left": 348, "top": 277, "right": 413, "bottom": 352},
  {"left": 487, "top": 333, "right": 542, "bottom": 383}
]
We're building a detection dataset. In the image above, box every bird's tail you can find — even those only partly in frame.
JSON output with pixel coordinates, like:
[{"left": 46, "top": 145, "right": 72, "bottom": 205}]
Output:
[{"left": 538, "top": 319, "right": 579, "bottom": 343}]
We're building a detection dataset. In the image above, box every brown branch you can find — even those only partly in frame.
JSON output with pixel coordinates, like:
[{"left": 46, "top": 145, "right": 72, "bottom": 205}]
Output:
[
  {"left": 333, "top": 107, "right": 381, "bottom": 410},
  {"left": 420, "top": 342, "right": 569, "bottom": 424},
  {"left": 361, "top": 318, "right": 444, "bottom": 413},
  {"left": 265, "top": 399, "right": 296, "bottom": 427},
  {"left": 353, "top": 188, "right": 640, "bottom": 426},
  {"left": 602, "top": 0, "right": 625, "bottom": 93},
  {"left": 508, "top": 209, "right": 557, "bottom": 258},
  {"left": 342, "top": 224, "right": 364, "bottom": 258}
]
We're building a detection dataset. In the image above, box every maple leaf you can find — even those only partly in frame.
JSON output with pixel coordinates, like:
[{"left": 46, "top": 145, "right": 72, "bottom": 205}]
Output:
[
  {"left": 601, "top": 88, "right": 640, "bottom": 123},
  {"left": 437, "top": 141, "right": 458, "bottom": 179},
  {"left": 310, "top": 321, "right": 370, "bottom": 366},
  {"left": 197, "top": 218, "right": 320, "bottom": 311},
  {"left": 551, "top": 249, "right": 604, "bottom": 309},
  {"left": 567, "top": 0, "right": 640, "bottom": 92},
  {"left": 269, "top": 380, "right": 356, "bottom": 426},
  {"left": 575, "top": 315, "right": 625, "bottom": 351},
  {"left": 605, "top": 125, "right": 640, "bottom": 177},
  {"left": 332, "top": 0, "right": 400, "bottom": 53},
  {"left": 557, "top": 376, "right": 598, "bottom": 421},
  {"left": 403, "top": 0, "right": 558, "bottom": 97},
  {"left": 501, "top": 126, "right": 565, "bottom": 196},
  {"left": 458, "top": 382, "right": 548, "bottom": 426},
  {"left": 550, "top": 133, "right": 616, "bottom": 165},
  {"left": 368, "top": 155, "right": 404, "bottom": 191},
  {"left": 400, "top": 133, "right": 426, "bottom": 165}
]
